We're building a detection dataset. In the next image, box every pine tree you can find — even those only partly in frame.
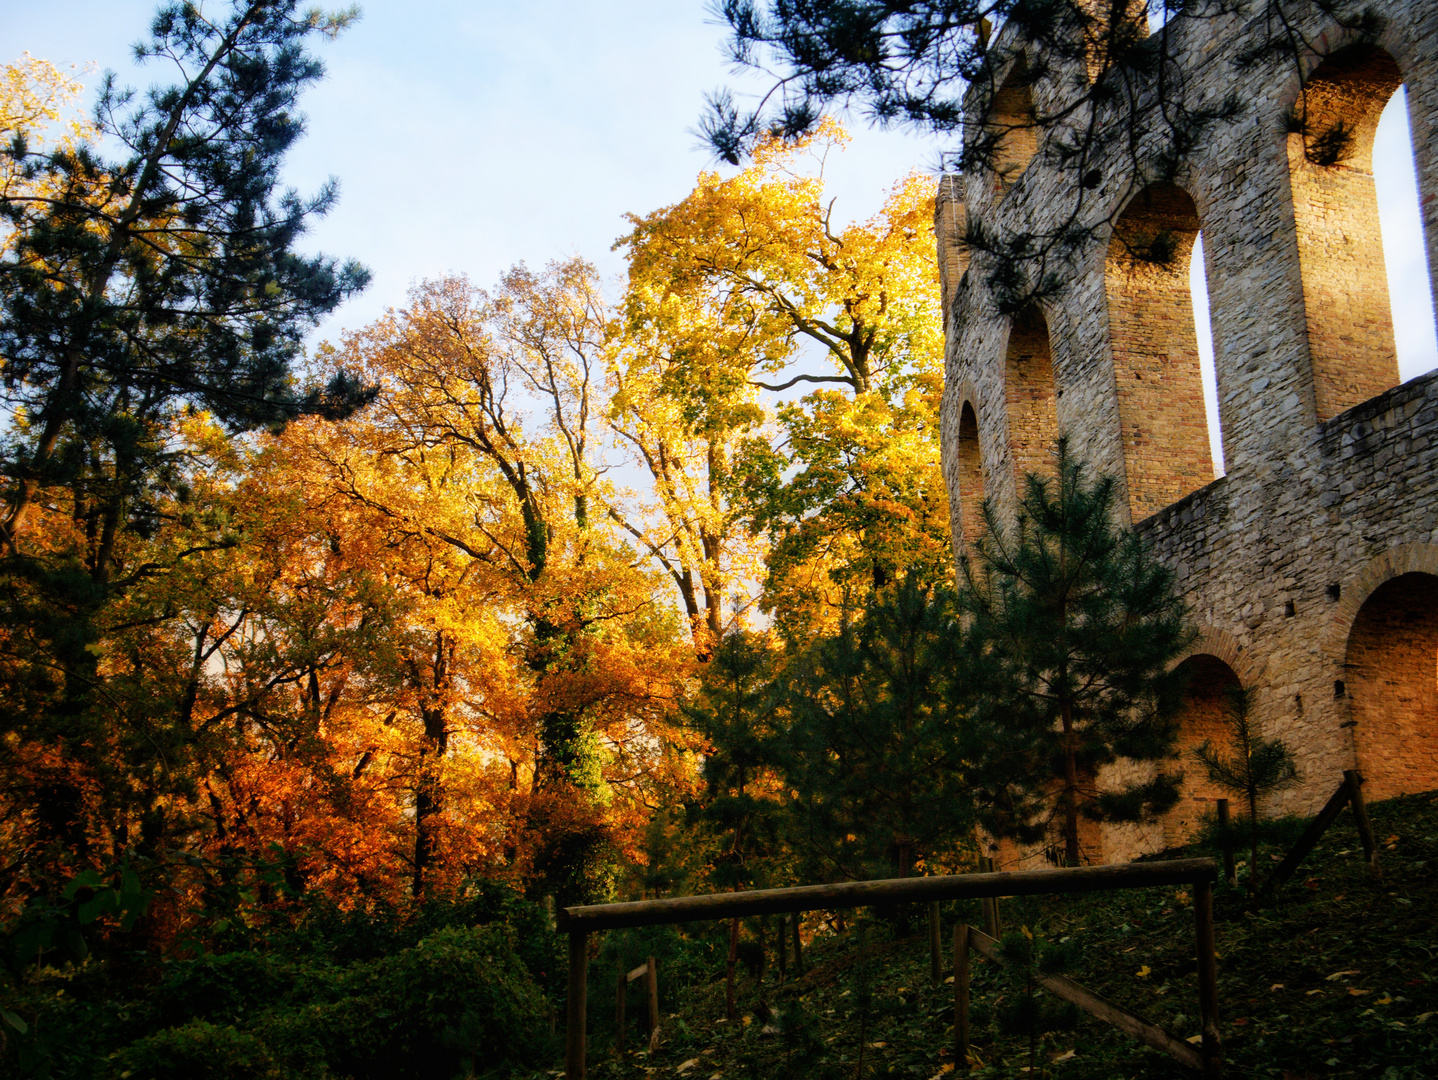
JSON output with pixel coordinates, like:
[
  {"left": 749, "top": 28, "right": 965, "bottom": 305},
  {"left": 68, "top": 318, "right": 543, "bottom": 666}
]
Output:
[
  {"left": 0, "top": 0, "right": 371, "bottom": 567},
  {"left": 1193, "top": 686, "right": 1300, "bottom": 879},
  {"left": 958, "top": 440, "right": 1194, "bottom": 866},
  {"left": 684, "top": 630, "right": 784, "bottom": 1018},
  {"left": 778, "top": 575, "right": 973, "bottom": 882}
]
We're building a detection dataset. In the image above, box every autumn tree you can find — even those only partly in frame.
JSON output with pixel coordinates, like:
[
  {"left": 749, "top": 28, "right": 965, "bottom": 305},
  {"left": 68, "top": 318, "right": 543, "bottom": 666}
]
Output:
[
  {"left": 608, "top": 264, "right": 770, "bottom": 657},
  {"left": 0, "top": 3, "right": 369, "bottom": 907},
  {"left": 958, "top": 442, "right": 1193, "bottom": 866},
  {"left": 310, "top": 266, "right": 691, "bottom": 903},
  {"left": 618, "top": 122, "right": 950, "bottom": 643}
]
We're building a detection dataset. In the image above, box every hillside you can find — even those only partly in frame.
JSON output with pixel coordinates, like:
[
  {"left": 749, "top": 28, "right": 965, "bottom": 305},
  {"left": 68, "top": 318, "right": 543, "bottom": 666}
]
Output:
[{"left": 553, "top": 791, "right": 1438, "bottom": 1080}]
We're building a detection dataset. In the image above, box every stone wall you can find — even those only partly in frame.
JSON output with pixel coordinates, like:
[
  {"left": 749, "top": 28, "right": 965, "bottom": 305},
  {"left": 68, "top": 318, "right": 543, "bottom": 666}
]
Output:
[{"left": 936, "top": 0, "right": 1438, "bottom": 864}]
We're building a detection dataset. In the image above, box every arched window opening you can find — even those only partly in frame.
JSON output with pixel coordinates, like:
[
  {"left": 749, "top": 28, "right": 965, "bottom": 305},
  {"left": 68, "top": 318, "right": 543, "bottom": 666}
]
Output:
[
  {"left": 1375, "top": 88, "right": 1438, "bottom": 382},
  {"left": 1105, "top": 182, "right": 1217, "bottom": 521},
  {"left": 1004, "top": 306, "right": 1060, "bottom": 485},
  {"left": 1163, "top": 654, "right": 1242, "bottom": 849},
  {"left": 1345, "top": 572, "right": 1438, "bottom": 802},
  {"left": 1287, "top": 44, "right": 1411, "bottom": 421},
  {"left": 986, "top": 54, "right": 1039, "bottom": 193},
  {"left": 1190, "top": 233, "right": 1226, "bottom": 476},
  {"left": 957, "top": 400, "right": 986, "bottom": 549}
]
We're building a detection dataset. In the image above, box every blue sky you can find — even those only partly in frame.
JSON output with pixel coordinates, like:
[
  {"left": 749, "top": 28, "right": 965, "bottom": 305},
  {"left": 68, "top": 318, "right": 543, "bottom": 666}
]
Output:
[{"left": 8, "top": 0, "right": 1436, "bottom": 406}]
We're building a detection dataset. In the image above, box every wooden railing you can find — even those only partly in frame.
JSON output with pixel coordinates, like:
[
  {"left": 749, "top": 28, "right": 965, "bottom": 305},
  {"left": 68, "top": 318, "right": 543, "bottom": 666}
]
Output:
[
  {"left": 1258, "top": 768, "right": 1380, "bottom": 897},
  {"left": 559, "top": 858, "right": 1223, "bottom": 1080}
]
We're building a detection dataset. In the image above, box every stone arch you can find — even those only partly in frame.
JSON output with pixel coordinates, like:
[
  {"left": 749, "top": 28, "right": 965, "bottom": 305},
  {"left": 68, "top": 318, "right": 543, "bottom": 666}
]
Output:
[
  {"left": 1286, "top": 43, "right": 1407, "bottom": 421},
  {"left": 1164, "top": 654, "right": 1243, "bottom": 848},
  {"left": 986, "top": 53, "right": 1039, "bottom": 193},
  {"left": 956, "top": 399, "right": 986, "bottom": 550},
  {"left": 1105, "top": 182, "right": 1218, "bottom": 520},
  {"left": 1004, "top": 306, "right": 1060, "bottom": 486},
  {"left": 1342, "top": 571, "right": 1438, "bottom": 801}
]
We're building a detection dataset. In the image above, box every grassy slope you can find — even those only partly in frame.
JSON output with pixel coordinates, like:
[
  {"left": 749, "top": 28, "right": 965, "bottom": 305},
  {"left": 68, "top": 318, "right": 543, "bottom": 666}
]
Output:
[{"left": 545, "top": 791, "right": 1438, "bottom": 1080}]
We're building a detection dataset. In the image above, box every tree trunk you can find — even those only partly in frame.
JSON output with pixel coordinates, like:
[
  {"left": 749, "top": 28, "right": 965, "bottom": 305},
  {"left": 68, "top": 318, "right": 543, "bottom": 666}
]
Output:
[{"left": 1061, "top": 698, "right": 1081, "bottom": 867}]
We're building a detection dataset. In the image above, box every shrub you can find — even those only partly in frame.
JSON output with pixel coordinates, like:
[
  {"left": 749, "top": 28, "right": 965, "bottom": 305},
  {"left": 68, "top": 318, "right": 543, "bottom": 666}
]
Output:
[
  {"left": 260, "top": 924, "right": 548, "bottom": 1079},
  {"left": 112, "top": 1019, "right": 278, "bottom": 1080}
]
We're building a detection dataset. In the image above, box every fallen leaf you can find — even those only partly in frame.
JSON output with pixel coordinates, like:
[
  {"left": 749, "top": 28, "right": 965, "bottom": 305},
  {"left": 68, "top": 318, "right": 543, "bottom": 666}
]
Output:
[
  {"left": 1306, "top": 990, "right": 1325, "bottom": 996},
  {"left": 1347, "top": 988, "right": 1371, "bottom": 996},
  {"left": 677, "top": 1060, "right": 701, "bottom": 1074},
  {"left": 1415, "top": 1012, "right": 1433, "bottom": 1024},
  {"left": 1377, "top": 996, "right": 1393, "bottom": 1005},
  {"left": 1325, "top": 970, "right": 1361, "bottom": 981},
  {"left": 944, "top": 976, "right": 955, "bottom": 984},
  {"left": 870, "top": 1041, "right": 887, "bottom": 1049},
  {"left": 1136, "top": 965, "right": 1152, "bottom": 978},
  {"left": 927, "top": 1066, "right": 955, "bottom": 1080},
  {"left": 1186, "top": 1035, "right": 1203, "bottom": 1045},
  {"left": 1270, "top": 983, "right": 1285, "bottom": 991},
  {"left": 1051, "top": 1049, "right": 1077, "bottom": 1062}
]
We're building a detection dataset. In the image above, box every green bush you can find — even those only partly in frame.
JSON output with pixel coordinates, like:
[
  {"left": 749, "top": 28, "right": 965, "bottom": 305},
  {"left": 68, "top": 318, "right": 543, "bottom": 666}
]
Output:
[
  {"left": 112, "top": 1019, "right": 278, "bottom": 1080},
  {"left": 151, "top": 951, "right": 334, "bottom": 1029},
  {"left": 259, "top": 924, "right": 548, "bottom": 1079}
]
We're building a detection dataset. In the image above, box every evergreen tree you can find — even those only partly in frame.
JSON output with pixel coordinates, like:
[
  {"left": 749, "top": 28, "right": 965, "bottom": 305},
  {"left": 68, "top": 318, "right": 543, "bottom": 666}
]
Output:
[
  {"left": 958, "top": 440, "right": 1193, "bottom": 866},
  {"left": 779, "top": 575, "right": 973, "bottom": 881},
  {"left": 1193, "top": 686, "right": 1300, "bottom": 879},
  {"left": 684, "top": 630, "right": 785, "bottom": 1017},
  {"left": 685, "top": 632, "right": 784, "bottom": 894},
  {"left": 0, "top": 0, "right": 371, "bottom": 567}
]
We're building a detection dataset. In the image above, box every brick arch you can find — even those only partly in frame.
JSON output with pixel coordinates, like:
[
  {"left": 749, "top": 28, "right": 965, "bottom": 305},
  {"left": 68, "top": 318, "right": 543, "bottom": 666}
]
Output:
[
  {"left": 955, "top": 398, "right": 986, "bottom": 551},
  {"left": 1164, "top": 653, "right": 1244, "bottom": 848},
  {"left": 1104, "top": 182, "right": 1217, "bottom": 521},
  {"left": 1175, "top": 625, "right": 1259, "bottom": 686},
  {"left": 1280, "top": 41, "right": 1407, "bottom": 421},
  {"left": 1321, "top": 545, "right": 1438, "bottom": 800},
  {"left": 1002, "top": 305, "right": 1060, "bottom": 487},
  {"left": 985, "top": 52, "right": 1040, "bottom": 193},
  {"left": 1322, "top": 543, "right": 1438, "bottom": 661}
]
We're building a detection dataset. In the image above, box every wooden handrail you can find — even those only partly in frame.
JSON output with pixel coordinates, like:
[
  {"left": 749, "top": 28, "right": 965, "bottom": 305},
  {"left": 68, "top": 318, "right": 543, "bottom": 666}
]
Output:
[
  {"left": 562, "top": 858, "right": 1222, "bottom": 1080},
  {"left": 964, "top": 925, "right": 1203, "bottom": 1071},
  {"left": 558, "top": 858, "right": 1217, "bottom": 931}
]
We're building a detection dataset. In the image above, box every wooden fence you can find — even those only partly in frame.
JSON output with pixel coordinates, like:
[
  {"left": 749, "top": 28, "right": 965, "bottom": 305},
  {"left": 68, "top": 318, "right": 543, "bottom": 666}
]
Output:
[
  {"left": 558, "top": 858, "right": 1223, "bottom": 1080},
  {"left": 1259, "top": 768, "right": 1380, "bottom": 896}
]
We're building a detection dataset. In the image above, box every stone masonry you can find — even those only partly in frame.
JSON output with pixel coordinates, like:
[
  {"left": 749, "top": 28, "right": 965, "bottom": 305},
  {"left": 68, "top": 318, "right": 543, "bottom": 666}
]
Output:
[{"left": 935, "top": 0, "right": 1438, "bottom": 865}]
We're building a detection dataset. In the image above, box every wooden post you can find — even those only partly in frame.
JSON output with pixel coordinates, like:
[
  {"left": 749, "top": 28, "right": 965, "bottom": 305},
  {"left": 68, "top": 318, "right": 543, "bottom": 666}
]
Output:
[
  {"left": 725, "top": 917, "right": 738, "bottom": 1021},
  {"left": 1216, "top": 800, "right": 1236, "bottom": 886},
  {"left": 792, "top": 911, "right": 805, "bottom": 975},
  {"left": 966, "top": 925, "right": 1203, "bottom": 1070},
  {"left": 778, "top": 915, "right": 788, "bottom": 980},
  {"left": 566, "top": 930, "right": 588, "bottom": 1080},
  {"left": 1259, "top": 777, "right": 1352, "bottom": 896},
  {"left": 646, "top": 956, "right": 660, "bottom": 1051},
  {"left": 929, "top": 901, "right": 942, "bottom": 986},
  {"left": 1194, "top": 880, "right": 1222, "bottom": 1080},
  {"left": 954, "top": 924, "right": 970, "bottom": 1072},
  {"left": 978, "top": 857, "right": 1001, "bottom": 938},
  {"left": 614, "top": 967, "right": 626, "bottom": 1056},
  {"left": 1344, "top": 769, "right": 1381, "bottom": 879}
]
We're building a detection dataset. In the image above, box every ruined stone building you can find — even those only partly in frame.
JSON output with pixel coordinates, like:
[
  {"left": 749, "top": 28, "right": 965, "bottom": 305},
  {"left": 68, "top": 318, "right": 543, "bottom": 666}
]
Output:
[{"left": 934, "top": 0, "right": 1438, "bottom": 864}]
